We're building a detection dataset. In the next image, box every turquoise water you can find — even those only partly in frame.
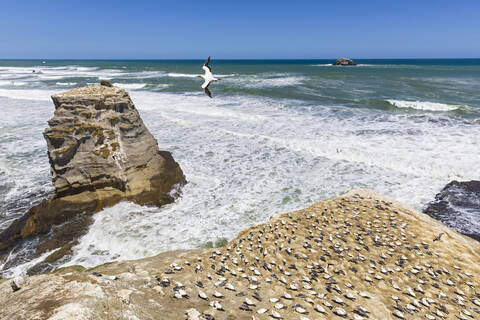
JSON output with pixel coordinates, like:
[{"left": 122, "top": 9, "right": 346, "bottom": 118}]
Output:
[
  {"left": 1, "top": 59, "right": 479, "bottom": 117},
  {"left": 0, "top": 59, "right": 479, "bottom": 274}
]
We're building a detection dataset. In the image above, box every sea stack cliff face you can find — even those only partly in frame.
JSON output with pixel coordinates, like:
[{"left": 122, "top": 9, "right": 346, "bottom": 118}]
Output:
[
  {"left": 0, "top": 84, "right": 185, "bottom": 258},
  {"left": 45, "top": 84, "right": 184, "bottom": 206}
]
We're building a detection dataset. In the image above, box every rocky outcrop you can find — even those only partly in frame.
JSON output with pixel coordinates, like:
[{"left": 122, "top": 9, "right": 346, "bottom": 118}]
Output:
[
  {"left": 424, "top": 180, "right": 480, "bottom": 242},
  {"left": 1, "top": 190, "right": 479, "bottom": 320},
  {"left": 332, "top": 57, "right": 357, "bottom": 66},
  {"left": 0, "top": 84, "right": 185, "bottom": 265}
]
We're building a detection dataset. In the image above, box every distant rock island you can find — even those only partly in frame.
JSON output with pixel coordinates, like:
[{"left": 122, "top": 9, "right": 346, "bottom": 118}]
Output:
[
  {"left": 333, "top": 58, "right": 357, "bottom": 66},
  {"left": 0, "top": 83, "right": 185, "bottom": 269},
  {"left": 1, "top": 189, "right": 479, "bottom": 319}
]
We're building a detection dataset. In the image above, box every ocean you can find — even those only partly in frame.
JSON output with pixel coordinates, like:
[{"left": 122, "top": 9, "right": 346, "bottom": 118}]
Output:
[{"left": 0, "top": 59, "right": 479, "bottom": 276}]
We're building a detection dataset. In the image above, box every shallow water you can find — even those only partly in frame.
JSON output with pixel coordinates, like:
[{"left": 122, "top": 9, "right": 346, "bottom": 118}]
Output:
[{"left": 0, "top": 59, "right": 479, "bottom": 275}]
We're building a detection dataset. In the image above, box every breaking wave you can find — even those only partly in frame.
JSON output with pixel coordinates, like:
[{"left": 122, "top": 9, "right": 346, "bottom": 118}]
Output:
[{"left": 387, "top": 99, "right": 469, "bottom": 112}]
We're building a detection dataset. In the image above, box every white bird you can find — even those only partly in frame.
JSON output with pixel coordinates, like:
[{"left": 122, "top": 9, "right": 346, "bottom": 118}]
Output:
[{"left": 198, "top": 56, "right": 220, "bottom": 98}]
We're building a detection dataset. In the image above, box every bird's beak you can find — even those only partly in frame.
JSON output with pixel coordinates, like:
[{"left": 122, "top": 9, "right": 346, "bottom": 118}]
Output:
[{"left": 197, "top": 75, "right": 202, "bottom": 78}]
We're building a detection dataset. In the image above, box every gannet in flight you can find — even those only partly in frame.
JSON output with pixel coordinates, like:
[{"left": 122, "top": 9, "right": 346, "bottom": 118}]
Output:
[{"left": 198, "top": 57, "right": 219, "bottom": 98}]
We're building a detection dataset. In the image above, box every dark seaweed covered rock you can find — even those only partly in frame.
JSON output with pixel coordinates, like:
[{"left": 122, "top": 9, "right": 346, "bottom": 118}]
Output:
[
  {"left": 100, "top": 80, "right": 113, "bottom": 87},
  {"left": 424, "top": 180, "right": 480, "bottom": 241}
]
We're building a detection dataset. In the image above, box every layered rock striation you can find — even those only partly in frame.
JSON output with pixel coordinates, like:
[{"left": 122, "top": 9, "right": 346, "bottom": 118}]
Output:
[
  {"left": 0, "top": 84, "right": 185, "bottom": 262},
  {"left": 1, "top": 190, "right": 479, "bottom": 319}
]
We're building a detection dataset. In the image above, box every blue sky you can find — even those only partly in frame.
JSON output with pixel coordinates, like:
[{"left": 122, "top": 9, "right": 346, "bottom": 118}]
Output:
[{"left": 0, "top": 0, "right": 479, "bottom": 59}]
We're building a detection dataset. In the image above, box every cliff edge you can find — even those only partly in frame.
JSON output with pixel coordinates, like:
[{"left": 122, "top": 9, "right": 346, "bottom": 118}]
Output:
[
  {"left": 0, "top": 84, "right": 185, "bottom": 266},
  {"left": 1, "top": 190, "right": 479, "bottom": 320}
]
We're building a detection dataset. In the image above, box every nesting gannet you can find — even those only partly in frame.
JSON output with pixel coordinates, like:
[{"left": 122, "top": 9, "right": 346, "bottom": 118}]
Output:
[
  {"left": 433, "top": 232, "right": 445, "bottom": 241},
  {"left": 198, "top": 56, "right": 219, "bottom": 98}
]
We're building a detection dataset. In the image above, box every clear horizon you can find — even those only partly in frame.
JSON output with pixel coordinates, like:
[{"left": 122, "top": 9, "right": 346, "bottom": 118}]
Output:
[
  {"left": 1, "top": 58, "right": 480, "bottom": 61},
  {"left": 1, "top": 0, "right": 479, "bottom": 59}
]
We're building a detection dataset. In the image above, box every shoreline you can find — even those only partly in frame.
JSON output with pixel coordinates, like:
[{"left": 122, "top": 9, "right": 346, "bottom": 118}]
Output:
[
  {"left": 0, "top": 62, "right": 479, "bottom": 283},
  {"left": 1, "top": 189, "right": 479, "bottom": 319}
]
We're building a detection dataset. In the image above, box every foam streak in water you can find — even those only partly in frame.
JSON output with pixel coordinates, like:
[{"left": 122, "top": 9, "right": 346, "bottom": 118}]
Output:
[
  {"left": 387, "top": 99, "right": 467, "bottom": 111},
  {"left": 57, "top": 90, "right": 480, "bottom": 269}
]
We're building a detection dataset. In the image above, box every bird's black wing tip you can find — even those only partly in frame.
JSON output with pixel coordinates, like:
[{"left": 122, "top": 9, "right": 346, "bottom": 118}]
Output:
[
  {"left": 204, "top": 56, "right": 211, "bottom": 66},
  {"left": 204, "top": 87, "right": 212, "bottom": 98}
]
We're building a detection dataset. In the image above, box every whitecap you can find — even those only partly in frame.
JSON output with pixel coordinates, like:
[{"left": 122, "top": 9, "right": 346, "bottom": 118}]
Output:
[
  {"left": 225, "top": 75, "right": 306, "bottom": 88},
  {"left": 387, "top": 99, "right": 467, "bottom": 112},
  {"left": 1, "top": 247, "right": 60, "bottom": 278},
  {"left": 54, "top": 90, "right": 480, "bottom": 270},
  {"left": 112, "top": 83, "right": 146, "bottom": 90},
  {"left": 0, "top": 80, "right": 29, "bottom": 87},
  {"left": 0, "top": 88, "right": 59, "bottom": 101},
  {"left": 75, "top": 67, "right": 99, "bottom": 71},
  {"left": 167, "top": 72, "right": 198, "bottom": 78},
  {"left": 167, "top": 72, "right": 235, "bottom": 78}
]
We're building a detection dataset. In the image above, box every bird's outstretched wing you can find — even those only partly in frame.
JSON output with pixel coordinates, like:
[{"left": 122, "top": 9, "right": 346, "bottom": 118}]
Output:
[
  {"left": 204, "top": 86, "right": 212, "bottom": 98},
  {"left": 201, "top": 79, "right": 210, "bottom": 89},
  {"left": 203, "top": 56, "right": 212, "bottom": 72}
]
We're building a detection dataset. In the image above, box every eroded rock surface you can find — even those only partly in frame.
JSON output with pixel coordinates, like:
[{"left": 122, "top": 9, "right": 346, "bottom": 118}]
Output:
[
  {"left": 424, "top": 180, "right": 480, "bottom": 242},
  {"left": 1, "top": 190, "right": 479, "bottom": 320},
  {"left": 0, "top": 84, "right": 185, "bottom": 266},
  {"left": 332, "top": 58, "right": 357, "bottom": 66}
]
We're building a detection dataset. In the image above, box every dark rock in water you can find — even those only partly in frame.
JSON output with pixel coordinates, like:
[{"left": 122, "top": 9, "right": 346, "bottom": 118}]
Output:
[
  {"left": 100, "top": 80, "right": 112, "bottom": 87},
  {"left": 0, "top": 85, "right": 186, "bottom": 270},
  {"left": 424, "top": 180, "right": 480, "bottom": 242},
  {"left": 332, "top": 58, "right": 357, "bottom": 66}
]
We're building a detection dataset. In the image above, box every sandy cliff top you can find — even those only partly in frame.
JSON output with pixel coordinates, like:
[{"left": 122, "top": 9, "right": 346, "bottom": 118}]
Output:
[
  {"left": 53, "top": 84, "right": 122, "bottom": 97},
  {"left": 1, "top": 189, "right": 479, "bottom": 320}
]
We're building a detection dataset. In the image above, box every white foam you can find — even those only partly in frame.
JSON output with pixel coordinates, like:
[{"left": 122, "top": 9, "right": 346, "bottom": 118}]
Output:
[
  {"left": 58, "top": 90, "right": 480, "bottom": 269},
  {"left": 0, "top": 88, "right": 59, "bottom": 101},
  {"left": 113, "top": 83, "right": 146, "bottom": 90},
  {"left": 167, "top": 72, "right": 235, "bottom": 78},
  {"left": 0, "top": 80, "right": 29, "bottom": 87},
  {"left": 0, "top": 63, "right": 478, "bottom": 272},
  {"left": 167, "top": 72, "right": 199, "bottom": 78},
  {"left": 0, "top": 66, "right": 134, "bottom": 82},
  {"left": 148, "top": 83, "right": 170, "bottom": 89},
  {"left": 127, "top": 70, "right": 167, "bottom": 79},
  {"left": 130, "top": 91, "right": 267, "bottom": 122},
  {"left": 1, "top": 247, "right": 60, "bottom": 278},
  {"left": 225, "top": 75, "right": 306, "bottom": 88},
  {"left": 75, "top": 67, "right": 99, "bottom": 71},
  {"left": 387, "top": 99, "right": 466, "bottom": 111}
]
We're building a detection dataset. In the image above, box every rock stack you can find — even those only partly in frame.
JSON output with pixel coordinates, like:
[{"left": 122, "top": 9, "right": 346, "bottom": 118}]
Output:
[
  {"left": 1, "top": 190, "right": 478, "bottom": 319},
  {"left": 332, "top": 58, "right": 357, "bottom": 66},
  {"left": 0, "top": 84, "right": 185, "bottom": 265}
]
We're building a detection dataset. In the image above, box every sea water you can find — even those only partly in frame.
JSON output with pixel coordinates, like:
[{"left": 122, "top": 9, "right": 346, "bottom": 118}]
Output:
[{"left": 0, "top": 59, "right": 479, "bottom": 275}]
